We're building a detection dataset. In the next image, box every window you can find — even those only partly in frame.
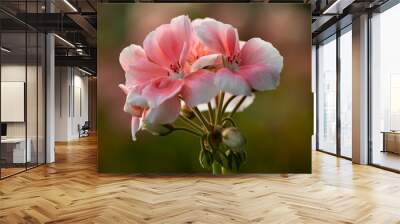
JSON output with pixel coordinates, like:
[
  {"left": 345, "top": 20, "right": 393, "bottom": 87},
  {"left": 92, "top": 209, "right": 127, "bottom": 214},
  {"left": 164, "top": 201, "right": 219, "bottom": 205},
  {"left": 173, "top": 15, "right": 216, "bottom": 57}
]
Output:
[
  {"left": 339, "top": 28, "right": 352, "bottom": 158},
  {"left": 370, "top": 2, "right": 400, "bottom": 171},
  {"left": 317, "top": 35, "right": 337, "bottom": 154}
]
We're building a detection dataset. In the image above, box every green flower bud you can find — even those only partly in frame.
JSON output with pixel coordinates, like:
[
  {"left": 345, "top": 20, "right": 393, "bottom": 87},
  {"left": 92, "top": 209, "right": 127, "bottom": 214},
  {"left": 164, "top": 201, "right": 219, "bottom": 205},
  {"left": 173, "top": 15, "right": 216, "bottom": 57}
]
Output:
[
  {"left": 143, "top": 122, "right": 174, "bottom": 136},
  {"left": 222, "top": 127, "right": 246, "bottom": 151}
]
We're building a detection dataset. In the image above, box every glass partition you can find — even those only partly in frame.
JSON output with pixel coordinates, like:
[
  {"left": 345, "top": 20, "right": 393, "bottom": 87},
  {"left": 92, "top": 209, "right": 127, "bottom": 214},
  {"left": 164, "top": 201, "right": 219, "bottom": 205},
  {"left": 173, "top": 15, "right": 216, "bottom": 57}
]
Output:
[
  {"left": 0, "top": 1, "right": 46, "bottom": 179},
  {"left": 1, "top": 30, "right": 28, "bottom": 177}
]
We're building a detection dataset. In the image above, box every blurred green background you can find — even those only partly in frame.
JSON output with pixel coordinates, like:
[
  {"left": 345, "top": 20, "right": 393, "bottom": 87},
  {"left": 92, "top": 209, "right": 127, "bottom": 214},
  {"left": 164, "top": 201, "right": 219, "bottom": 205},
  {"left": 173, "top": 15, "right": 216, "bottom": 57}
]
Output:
[{"left": 97, "top": 3, "right": 312, "bottom": 173}]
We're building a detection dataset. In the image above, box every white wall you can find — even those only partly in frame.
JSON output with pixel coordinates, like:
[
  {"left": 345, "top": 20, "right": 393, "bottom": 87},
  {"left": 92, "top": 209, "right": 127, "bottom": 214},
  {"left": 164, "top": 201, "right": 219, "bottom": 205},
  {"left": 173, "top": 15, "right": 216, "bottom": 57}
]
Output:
[
  {"left": 1, "top": 65, "right": 39, "bottom": 138},
  {"left": 1, "top": 63, "right": 46, "bottom": 164},
  {"left": 55, "top": 67, "right": 69, "bottom": 141},
  {"left": 55, "top": 67, "right": 89, "bottom": 141}
]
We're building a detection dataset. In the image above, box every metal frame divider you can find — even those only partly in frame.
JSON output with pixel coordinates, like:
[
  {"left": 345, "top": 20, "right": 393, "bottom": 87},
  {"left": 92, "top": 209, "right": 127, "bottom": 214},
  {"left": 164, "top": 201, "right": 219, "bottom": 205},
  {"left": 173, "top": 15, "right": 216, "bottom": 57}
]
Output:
[
  {"left": 336, "top": 24, "right": 341, "bottom": 157},
  {"left": 24, "top": 0, "right": 28, "bottom": 171},
  {"left": 0, "top": 20, "right": 2, "bottom": 179}
]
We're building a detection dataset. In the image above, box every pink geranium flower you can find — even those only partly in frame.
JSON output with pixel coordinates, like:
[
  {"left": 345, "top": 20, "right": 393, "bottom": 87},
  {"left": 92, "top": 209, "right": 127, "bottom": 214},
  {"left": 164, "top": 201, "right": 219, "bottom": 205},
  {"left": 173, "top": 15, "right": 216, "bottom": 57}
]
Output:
[
  {"left": 193, "top": 18, "right": 284, "bottom": 96},
  {"left": 119, "top": 16, "right": 219, "bottom": 118},
  {"left": 118, "top": 84, "right": 180, "bottom": 140}
]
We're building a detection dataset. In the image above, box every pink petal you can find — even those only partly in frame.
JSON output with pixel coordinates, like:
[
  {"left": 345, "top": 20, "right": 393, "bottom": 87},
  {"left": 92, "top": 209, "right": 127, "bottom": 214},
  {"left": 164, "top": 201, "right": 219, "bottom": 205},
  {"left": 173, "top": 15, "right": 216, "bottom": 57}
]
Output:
[
  {"left": 237, "top": 65, "right": 279, "bottom": 91},
  {"left": 181, "top": 69, "right": 219, "bottom": 107},
  {"left": 118, "top": 84, "right": 130, "bottom": 95},
  {"left": 119, "top": 44, "right": 145, "bottom": 72},
  {"left": 131, "top": 117, "right": 142, "bottom": 141},
  {"left": 143, "top": 30, "right": 170, "bottom": 68},
  {"left": 239, "top": 38, "right": 283, "bottom": 91},
  {"left": 141, "top": 77, "right": 184, "bottom": 108},
  {"left": 190, "top": 54, "right": 220, "bottom": 73},
  {"left": 187, "top": 25, "right": 212, "bottom": 63},
  {"left": 123, "top": 91, "right": 149, "bottom": 117},
  {"left": 170, "top": 15, "right": 193, "bottom": 66},
  {"left": 239, "top": 41, "right": 246, "bottom": 50},
  {"left": 193, "top": 18, "right": 240, "bottom": 57},
  {"left": 143, "top": 15, "right": 192, "bottom": 69},
  {"left": 215, "top": 68, "right": 251, "bottom": 96},
  {"left": 144, "top": 96, "right": 181, "bottom": 124},
  {"left": 120, "top": 44, "right": 167, "bottom": 87}
]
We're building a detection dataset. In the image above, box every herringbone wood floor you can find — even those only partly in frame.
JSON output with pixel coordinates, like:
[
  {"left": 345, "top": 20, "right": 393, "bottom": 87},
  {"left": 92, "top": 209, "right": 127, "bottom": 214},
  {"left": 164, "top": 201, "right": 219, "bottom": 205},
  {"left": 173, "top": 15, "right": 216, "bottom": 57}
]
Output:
[{"left": 1, "top": 135, "right": 400, "bottom": 224}]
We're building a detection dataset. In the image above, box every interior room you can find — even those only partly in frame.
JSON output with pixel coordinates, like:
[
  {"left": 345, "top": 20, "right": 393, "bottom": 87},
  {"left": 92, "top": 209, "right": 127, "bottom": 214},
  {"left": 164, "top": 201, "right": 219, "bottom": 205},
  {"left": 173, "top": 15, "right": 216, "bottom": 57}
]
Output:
[
  {"left": 0, "top": 13, "right": 46, "bottom": 177},
  {"left": 370, "top": 2, "right": 400, "bottom": 171},
  {"left": 0, "top": 0, "right": 400, "bottom": 223}
]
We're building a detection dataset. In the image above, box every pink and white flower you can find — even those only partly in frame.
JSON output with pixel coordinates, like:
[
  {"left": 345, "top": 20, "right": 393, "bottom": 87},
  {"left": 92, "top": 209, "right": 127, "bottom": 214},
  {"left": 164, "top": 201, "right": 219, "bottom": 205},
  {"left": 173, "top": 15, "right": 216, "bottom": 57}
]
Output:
[
  {"left": 119, "top": 15, "right": 284, "bottom": 145},
  {"left": 120, "top": 15, "right": 219, "bottom": 112},
  {"left": 119, "top": 84, "right": 181, "bottom": 140},
  {"left": 118, "top": 14, "right": 285, "bottom": 173},
  {"left": 193, "top": 18, "right": 283, "bottom": 96}
]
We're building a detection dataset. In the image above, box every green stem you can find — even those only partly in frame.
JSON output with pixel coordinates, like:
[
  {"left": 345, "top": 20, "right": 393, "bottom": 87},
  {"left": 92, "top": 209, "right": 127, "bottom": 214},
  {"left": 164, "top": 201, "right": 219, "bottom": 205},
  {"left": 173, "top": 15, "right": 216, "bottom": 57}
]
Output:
[
  {"left": 221, "top": 167, "right": 229, "bottom": 175},
  {"left": 212, "top": 161, "right": 221, "bottom": 175},
  {"left": 179, "top": 115, "right": 204, "bottom": 133},
  {"left": 215, "top": 92, "right": 225, "bottom": 126},
  {"left": 207, "top": 102, "right": 214, "bottom": 125},
  {"left": 193, "top": 107, "right": 211, "bottom": 131},
  {"left": 214, "top": 95, "right": 220, "bottom": 127},
  {"left": 229, "top": 95, "right": 247, "bottom": 118},
  {"left": 173, "top": 127, "right": 202, "bottom": 137},
  {"left": 221, "top": 117, "right": 237, "bottom": 127},
  {"left": 221, "top": 94, "right": 237, "bottom": 115}
]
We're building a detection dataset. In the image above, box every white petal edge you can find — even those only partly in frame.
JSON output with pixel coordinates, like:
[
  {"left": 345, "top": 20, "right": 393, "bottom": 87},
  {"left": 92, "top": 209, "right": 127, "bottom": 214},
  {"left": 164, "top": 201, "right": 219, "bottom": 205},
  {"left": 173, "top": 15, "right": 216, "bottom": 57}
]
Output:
[{"left": 215, "top": 68, "right": 252, "bottom": 96}]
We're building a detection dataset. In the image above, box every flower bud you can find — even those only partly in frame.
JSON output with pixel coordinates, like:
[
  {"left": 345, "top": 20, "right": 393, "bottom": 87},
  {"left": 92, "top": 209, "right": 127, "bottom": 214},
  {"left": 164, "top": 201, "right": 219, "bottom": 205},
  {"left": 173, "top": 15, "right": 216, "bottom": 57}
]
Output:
[
  {"left": 221, "top": 127, "right": 246, "bottom": 150},
  {"left": 143, "top": 122, "right": 174, "bottom": 136}
]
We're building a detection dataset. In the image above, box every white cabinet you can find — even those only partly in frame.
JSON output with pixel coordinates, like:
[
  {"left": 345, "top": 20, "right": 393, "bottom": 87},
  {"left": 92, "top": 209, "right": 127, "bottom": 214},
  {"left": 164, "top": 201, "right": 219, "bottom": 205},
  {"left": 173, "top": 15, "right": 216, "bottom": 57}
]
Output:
[{"left": 1, "top": 138, "right": 32, "bottom": 163}]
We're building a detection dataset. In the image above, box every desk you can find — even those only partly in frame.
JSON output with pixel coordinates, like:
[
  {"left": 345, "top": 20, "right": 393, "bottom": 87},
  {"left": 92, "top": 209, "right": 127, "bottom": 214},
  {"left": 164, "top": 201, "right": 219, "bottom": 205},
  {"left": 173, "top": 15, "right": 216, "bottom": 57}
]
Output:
[
  {"left": 382, "top": 131, "right": 400, "bottom": 154},
  {"left": 1, "top": 138, "right": 31, "bottom": 163}
]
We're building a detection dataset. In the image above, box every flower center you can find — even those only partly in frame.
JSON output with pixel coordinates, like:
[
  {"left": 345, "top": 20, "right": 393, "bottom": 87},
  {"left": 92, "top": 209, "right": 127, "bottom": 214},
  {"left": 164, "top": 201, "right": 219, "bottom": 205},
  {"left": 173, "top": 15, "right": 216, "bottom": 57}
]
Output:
[
  {"left": 170, "top": 62, "right": 182, "bottom": 73},
  {"left": 170, "top": 72, "right": 184, "bottom": 80},
  {"left": 129, "top": 105, "right": 145, "bottom": 117},
  {"left": 223, "top": 55, "right": 241, "bottom": 72},
  {"left": 169, "top": 62, "right": 184, "bottom": 79}
]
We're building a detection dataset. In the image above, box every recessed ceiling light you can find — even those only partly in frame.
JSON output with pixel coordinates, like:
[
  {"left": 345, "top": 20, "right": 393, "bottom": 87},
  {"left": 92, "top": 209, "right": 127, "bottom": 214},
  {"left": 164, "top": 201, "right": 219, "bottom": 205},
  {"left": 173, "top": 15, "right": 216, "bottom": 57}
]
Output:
[
  {"left": 63, "top": 0, "right": 78, "bottom": 12},
  {"left": 54, "top": 34, "right": 75, "bottom": 48},
  {"left": 77, "top": 67, "right": 93, "bottom": 76},
  {"left": 322, "top": 0, "right": 354, "bottom": 15},
  {"left": 1, "top": 47, "right": 11, "bottom": 53}
]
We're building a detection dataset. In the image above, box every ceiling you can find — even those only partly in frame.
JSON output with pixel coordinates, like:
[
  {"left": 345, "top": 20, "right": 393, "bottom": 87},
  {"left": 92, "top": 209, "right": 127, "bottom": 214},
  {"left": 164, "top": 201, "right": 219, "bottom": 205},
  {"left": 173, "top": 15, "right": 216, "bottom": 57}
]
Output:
[{"left": 1, "top": 0, "right": 393, "bottom": 74}]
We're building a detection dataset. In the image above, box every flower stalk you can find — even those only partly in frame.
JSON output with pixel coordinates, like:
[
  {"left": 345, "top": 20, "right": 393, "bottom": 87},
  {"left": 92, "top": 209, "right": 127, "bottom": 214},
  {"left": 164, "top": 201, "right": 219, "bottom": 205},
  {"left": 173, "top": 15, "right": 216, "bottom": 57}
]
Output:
[
  {"left": 179, "top": 114, "right": 204, "bottom": 133},
  {"left": 214, "top": 92, "right": 225, "bottom": 126},
  {"left": 173, "top": 127, "right": 203, "bottom": 137},
  {"left": 212, "top": 161, "right": 222, "bottom": 175},
  {"left": 228, "top": 95, "right": 247, "bottom": 118},
  {"left": 178, "top": 92, "right": 248, "bottom": 175}
]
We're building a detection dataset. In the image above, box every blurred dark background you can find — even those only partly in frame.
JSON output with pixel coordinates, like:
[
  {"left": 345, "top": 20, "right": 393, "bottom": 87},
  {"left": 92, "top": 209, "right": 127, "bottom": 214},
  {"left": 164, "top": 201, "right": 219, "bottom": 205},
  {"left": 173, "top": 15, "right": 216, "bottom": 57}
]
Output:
[{"left": 97, "top": 3, "right": 312, "bottom": 173}]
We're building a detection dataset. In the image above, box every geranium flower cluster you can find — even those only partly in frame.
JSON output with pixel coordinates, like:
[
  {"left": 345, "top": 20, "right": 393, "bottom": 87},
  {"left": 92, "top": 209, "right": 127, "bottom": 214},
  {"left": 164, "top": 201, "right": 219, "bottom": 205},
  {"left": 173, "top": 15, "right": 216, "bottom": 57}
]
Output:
[{"left": 119, "top": 15, "right": 283, "bottom": 174}]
